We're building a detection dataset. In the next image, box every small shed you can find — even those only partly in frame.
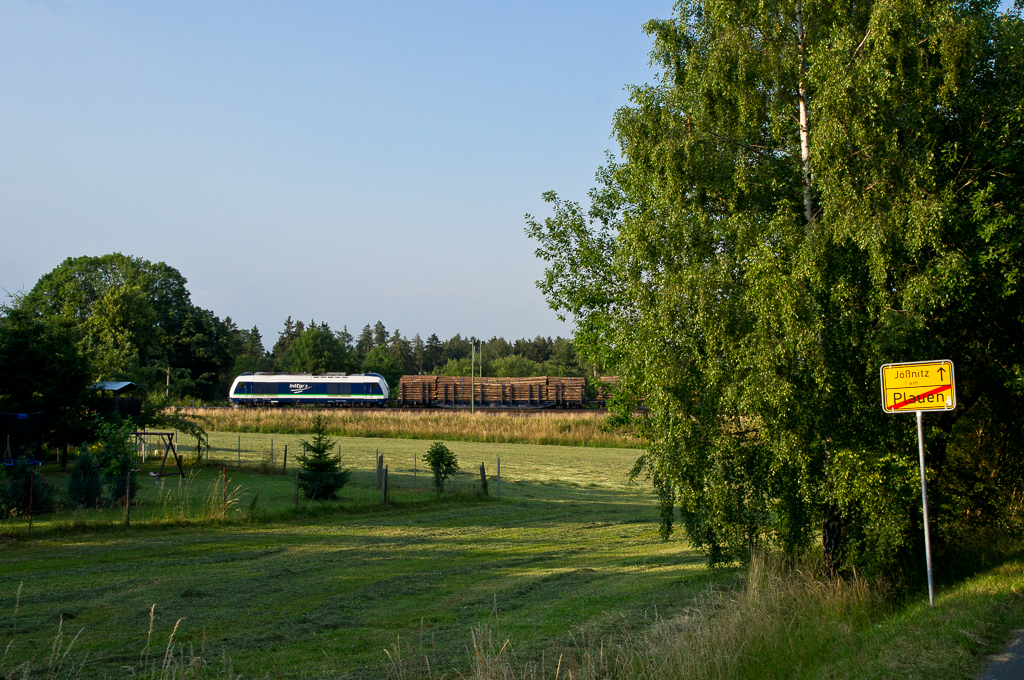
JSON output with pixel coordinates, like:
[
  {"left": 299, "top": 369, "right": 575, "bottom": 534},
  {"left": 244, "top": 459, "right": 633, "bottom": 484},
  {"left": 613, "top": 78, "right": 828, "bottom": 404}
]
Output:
[
  {"left": 89, "top": 381, "right": 143, "bottom": 418},
  {"left": 89, "top": 381, "right": 138, "bottom": 395}
]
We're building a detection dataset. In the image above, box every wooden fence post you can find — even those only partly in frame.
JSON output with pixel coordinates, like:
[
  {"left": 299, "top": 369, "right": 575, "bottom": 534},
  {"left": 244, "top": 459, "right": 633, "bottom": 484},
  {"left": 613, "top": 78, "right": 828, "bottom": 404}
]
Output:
[
  {"left": 283, "top": 445, "right": 288, "bottom": 474},
  {"left": 480, "top": 462, "right": 488, "bottom": 495},
  {"left": 381, "top": 465, "right": 388, "bottom": 505},
  {"left": 28, "top": 471, "right": 34, "bottom": 532},
  {"left": 124, "top": 470, "right": 131, "bottom": 527}
]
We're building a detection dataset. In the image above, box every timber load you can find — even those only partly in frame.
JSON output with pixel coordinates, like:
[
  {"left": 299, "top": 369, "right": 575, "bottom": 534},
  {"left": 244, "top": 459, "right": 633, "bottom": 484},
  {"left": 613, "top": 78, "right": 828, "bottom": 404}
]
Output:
[
  {"left": 597, "top": 376, "right": 616, "bottom": 406},
  {"left": 397, "top": 375, "right": 585, "bottom": 408},
  {"left": 594, "top": 375, "right": 644, "bottom": 407}
]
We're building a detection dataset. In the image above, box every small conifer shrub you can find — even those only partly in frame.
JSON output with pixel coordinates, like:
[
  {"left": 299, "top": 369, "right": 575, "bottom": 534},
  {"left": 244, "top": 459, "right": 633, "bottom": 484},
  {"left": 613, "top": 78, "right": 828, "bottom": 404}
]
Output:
[{"left": 298, "top": 414, "right": 351, "bottom": 501}]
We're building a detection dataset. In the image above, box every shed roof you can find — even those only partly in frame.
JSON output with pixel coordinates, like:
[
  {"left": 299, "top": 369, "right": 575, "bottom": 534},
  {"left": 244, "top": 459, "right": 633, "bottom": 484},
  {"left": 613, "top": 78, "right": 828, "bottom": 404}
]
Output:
[{"left": 88, "top": 381, "right": 138, "bottom": 394}]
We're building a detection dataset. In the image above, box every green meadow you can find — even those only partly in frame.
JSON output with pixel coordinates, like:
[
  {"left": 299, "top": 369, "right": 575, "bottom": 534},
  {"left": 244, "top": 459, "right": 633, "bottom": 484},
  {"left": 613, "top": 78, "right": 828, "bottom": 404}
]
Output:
[
  {"left": 0, "top": 437, "right": 716, "bottom": 678},
  {"left": 2, "top": 434, "right": 1023, "bottom": 680}
]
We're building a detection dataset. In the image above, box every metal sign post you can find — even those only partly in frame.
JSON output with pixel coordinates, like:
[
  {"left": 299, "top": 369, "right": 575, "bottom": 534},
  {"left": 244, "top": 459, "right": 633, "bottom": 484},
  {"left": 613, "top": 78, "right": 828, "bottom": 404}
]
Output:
[
  {"left": 880, "top": 359, "right": 956, "bottom": 606},
  {"left": 916, "top": 410, "right": 934, "bottom": 605}
]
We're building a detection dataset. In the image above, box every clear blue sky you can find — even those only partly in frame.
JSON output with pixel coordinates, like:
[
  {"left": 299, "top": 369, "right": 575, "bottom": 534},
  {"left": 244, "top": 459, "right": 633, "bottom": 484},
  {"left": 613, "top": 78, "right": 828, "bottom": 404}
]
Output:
[
  {"left": 1, "top": 0, "right": 669, "bottom": 344},
  {"left": 4, "top": 1, "right": 1014, "bottom": 346}
]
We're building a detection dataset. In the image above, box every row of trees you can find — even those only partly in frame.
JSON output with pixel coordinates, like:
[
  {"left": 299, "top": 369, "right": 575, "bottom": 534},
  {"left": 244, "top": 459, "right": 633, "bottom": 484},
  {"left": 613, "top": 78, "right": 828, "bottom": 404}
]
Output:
[
  {"left": 529, "top": 0, "right": 1024, "bottom": 581},
  {"left": 233, "top": 317, "right": 590, "bottom": 387},
  {"left": 0, "top": 252, "right": 587, "bottom": 448}
]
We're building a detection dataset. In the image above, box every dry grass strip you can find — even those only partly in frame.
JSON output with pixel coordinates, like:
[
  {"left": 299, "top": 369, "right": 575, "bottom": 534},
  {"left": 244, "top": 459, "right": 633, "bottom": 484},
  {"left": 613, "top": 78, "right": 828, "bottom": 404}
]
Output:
[{"left": 187, "top": 408, "right": 641, "bottom": 448}]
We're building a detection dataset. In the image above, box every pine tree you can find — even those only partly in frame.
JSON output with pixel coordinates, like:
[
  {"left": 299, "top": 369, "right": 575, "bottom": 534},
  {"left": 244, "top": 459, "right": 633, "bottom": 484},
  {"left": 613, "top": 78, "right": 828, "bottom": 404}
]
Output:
[
  {"left": 372, "top": 321, "right": 388, "bottom": 347},
  {"left": 271, "top": 317, "right": 304, "bottom": 368},
  {"left": 298, "top": 414, "right": 351, "bottom": 501},
  {"left": 424, "top": 333, "right": 443, "bottom": 372},
  {"left": 411, "top": 334, "right": 425, "bottom": 374},
  {"left": 356, "top": 324, "right": 374, "bottom": 361},
  {"left": 388, "top": 329, "right": 414, "bottom": 374}
]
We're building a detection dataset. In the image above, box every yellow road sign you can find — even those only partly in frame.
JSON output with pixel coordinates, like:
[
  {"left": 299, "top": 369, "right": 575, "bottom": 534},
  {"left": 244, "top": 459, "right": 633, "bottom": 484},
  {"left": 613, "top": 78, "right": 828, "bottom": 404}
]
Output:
[{"left": 880, "top": 360, "right": 956, "bottom": 413}]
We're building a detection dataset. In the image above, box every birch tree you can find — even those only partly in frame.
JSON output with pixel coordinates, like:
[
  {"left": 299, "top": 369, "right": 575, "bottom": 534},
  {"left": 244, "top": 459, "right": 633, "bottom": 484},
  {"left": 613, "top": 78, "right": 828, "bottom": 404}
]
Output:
[{"left": 528, "top": 0, "right": 1024, "bottom": 575}]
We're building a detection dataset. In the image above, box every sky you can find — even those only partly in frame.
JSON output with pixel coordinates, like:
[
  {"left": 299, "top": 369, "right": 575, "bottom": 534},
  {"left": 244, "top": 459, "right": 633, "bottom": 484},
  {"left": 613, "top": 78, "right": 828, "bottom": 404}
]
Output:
[{"left": 0, "top": 0, "right": 671, "bottom": 344}]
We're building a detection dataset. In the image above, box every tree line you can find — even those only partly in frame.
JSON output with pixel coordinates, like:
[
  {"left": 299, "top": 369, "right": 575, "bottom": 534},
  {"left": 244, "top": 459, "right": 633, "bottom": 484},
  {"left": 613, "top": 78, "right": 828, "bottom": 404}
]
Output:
[
  {"left": 235, "top": 316, "right": 589, "bottom": 388},
  {"left": 0, "top": 252, "right": 588, "bottom": 448}
]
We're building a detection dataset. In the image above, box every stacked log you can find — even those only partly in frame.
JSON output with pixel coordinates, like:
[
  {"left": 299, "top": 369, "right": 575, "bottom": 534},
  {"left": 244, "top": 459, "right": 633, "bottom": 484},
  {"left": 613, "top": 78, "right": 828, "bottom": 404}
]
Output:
[
  {"left": 396, "top": 375, "right": 586, "bottom": 407},
  {"left": 597, "top": 376, "right": 617, "bottom": 405},
  {"left": 397, "top": 375, "right": 436, "bottom": 406}
]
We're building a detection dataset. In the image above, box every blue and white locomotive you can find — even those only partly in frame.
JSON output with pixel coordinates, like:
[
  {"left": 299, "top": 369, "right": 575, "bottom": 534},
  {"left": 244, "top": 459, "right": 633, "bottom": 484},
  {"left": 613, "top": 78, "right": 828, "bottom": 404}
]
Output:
[{"left": 228, "top": 372, "right": 389, "bottom": 406}]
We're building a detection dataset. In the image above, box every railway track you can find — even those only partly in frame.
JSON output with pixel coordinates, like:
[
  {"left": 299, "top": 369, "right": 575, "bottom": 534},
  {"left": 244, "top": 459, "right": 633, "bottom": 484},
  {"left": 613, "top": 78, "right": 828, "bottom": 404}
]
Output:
[{"left": 184, "top": 405, "right": 611, "bottom": 414}]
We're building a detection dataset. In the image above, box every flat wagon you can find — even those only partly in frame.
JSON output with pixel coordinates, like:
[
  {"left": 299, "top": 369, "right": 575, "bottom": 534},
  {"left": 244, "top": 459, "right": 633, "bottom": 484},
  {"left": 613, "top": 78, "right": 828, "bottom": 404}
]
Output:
[{"left": 396, "top": 375, "right": 585, "bottom": 408}]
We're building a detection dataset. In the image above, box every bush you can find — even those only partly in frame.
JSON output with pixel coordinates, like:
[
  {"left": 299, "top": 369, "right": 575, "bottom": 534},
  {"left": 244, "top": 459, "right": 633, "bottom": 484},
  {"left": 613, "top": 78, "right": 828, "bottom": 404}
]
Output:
[
  {"left": 488, "top": 354, "right": 541, "bottom": 377},
  {"left": 68, "top": 445, "right": 104, "bottom": 508},
  {"left": 96, "top": 420, "right": 139, "bottom": 505},
  {"left": 423, "top": 442, "right": 459, "bottom": 494},
  {"left": 3, "top": 457, "right": 52, "bottom": 515},
  {"left": 298, "top": 414, "right": 351, "bottom": 501}
]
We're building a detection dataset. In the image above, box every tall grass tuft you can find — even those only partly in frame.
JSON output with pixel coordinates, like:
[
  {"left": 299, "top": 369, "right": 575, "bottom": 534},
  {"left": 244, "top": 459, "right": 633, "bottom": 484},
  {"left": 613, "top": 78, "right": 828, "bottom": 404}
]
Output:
[
  {"left": 456, "top": 553, "right": 884, "bottom": 680},
  {"left": 188, "top": 408, "right": 641, "bottom": 449},
  {"left": 1, "top": 599, "right": 239, "bottom": 679}
]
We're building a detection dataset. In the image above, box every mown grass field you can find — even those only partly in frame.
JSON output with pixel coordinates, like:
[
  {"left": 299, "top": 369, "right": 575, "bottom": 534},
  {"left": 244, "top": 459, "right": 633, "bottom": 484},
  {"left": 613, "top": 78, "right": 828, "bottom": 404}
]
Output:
[
  {"left": 3, "top": 434, "right": 1024, "bottom": 679},
  {"left": 0, "top": 438, "right": 710, "bottom": 678},
  {"left": 195, "top": 430, "right": 644, "bottom": 490},
  {"left": 187, "top": 407, "right": 642, "bottom": 448}
]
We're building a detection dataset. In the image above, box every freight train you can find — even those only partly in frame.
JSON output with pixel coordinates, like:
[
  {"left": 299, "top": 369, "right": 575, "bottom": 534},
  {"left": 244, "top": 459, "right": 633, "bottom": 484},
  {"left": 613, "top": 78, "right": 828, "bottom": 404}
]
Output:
[
  {"left": 395, "top": 375, "right": 586, "bottom": 408},
  {"left": 228, "top": 372, "right": 598, "bottom": 408}
]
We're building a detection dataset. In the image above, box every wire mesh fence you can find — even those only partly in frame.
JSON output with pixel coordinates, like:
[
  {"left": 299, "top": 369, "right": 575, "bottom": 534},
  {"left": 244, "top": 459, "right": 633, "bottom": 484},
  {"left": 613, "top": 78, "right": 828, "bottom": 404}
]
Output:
[
  {"left": 138, "top": 431, "right": 499, "bottom": 481},
  {"left": 0, "top": 438, "right": 502, "bottom": 536},
  {"left": 144, "top": 430, "right": 503, "bottom": 499},
  {"left": 0, "top": 471, "right": 234, "bottom": 532}
]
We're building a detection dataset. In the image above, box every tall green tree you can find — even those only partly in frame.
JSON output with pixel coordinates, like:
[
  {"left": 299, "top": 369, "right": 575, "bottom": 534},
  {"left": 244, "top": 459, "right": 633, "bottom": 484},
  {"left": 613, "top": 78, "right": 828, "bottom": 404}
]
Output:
[
  {"left": 488, "top": 354, "right": 542, "bottom": 378},
  {"left": 233, "top": 325, "right": 271, "bottom": 374},
  {"left": 442, "top": 334, "right": 472, "bottom": 363},
  {"left": 271, "top": 317, "right": 304, "bottom": 368},
  {"left": 388, "top": 329, "right": 415, "bottom": 374},
  {"left": 411, "top": 333, "right": 426, "bottom": 374},
  {"left": 361, "top": 346, "right": 402, "bottom": 389},
  {"left": 20, "top": 254, "right": 234, "bottom": 401},
  {"left": 0, "top": 304, "right": 95, "bottom": 448},
  {"left": 372, "top": 321, "right": 388, "bottom": 348},
  {"left": 423, "top": 333, "right": 444, "bottom": 372},
  {"left": 528, "top": 0, "right": 1024, "bottom": 576},
  {"left": 336, "top": 325, "right": 355, "bottom": 362},
  {"left": 512, "top": 336, "right": 555, "bottom": 363},
  {"left": 436, "top": 357, "right": 474, "bottom": 377},
  {"left": 481, "top": 337, "right": 513, "bottom": 365},
  {"left": 356, "top": 324, "right": 374, "bottom": 361},
  {"left": 282, "top": 321, "right": 354, "bottom": 373}
]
